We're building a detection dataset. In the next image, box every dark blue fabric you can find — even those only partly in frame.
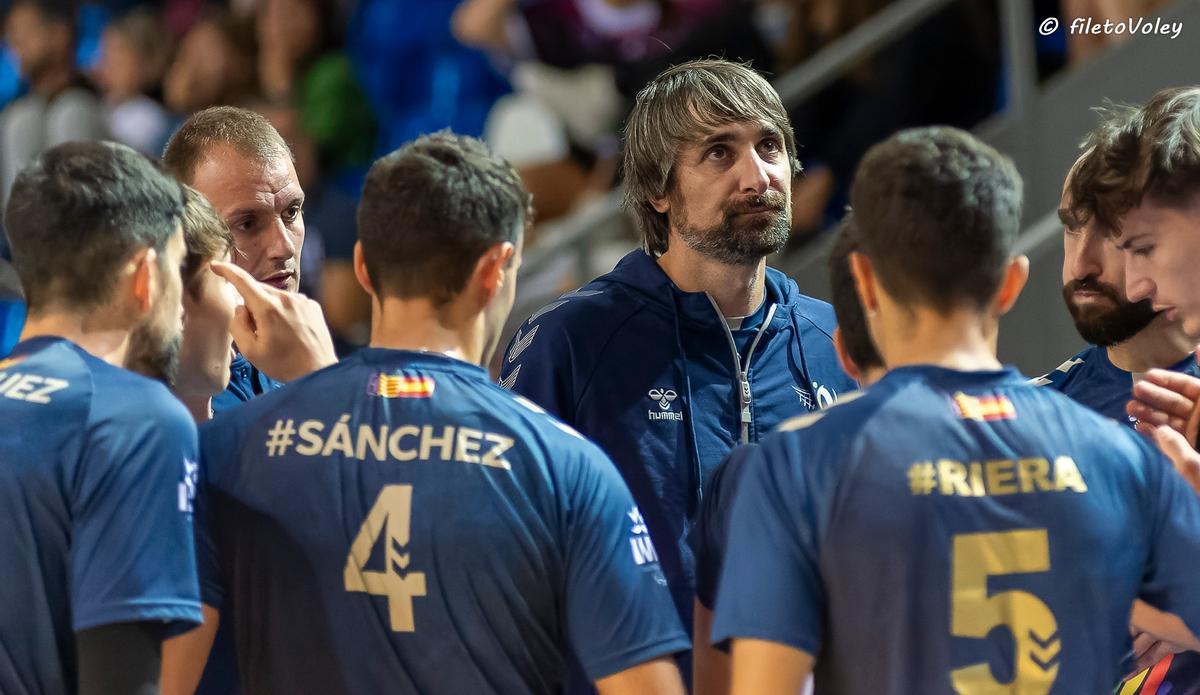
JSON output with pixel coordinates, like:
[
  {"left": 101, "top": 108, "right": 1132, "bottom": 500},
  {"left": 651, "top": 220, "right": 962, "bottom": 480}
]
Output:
[
  {"left": 498, "top": 249, "right": 856, "bottom": 645},
  {"left": 713, "top": 365, "right": 1200, "bottom": 694},
  {"left": 211, "top": 353, "right": 283, "bottom": 415},
  {"left": 689, "top": 443, "right": 759, "bottom": 611},
  {"left": 0, "top": 337, "right": 201, "bottom": 694},
  {"left": 198, "top": 349, "right": 687, "bottom": 694},
  {"left": 0, "top": 299, "right": 24, "bottom": 356},
  {"left": 1035, "top": 345, "right": 1200, "bottom": 426}
]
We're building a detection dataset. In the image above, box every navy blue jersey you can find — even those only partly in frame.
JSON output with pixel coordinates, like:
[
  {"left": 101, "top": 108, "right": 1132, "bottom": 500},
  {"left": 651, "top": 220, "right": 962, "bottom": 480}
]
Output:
[
  {"left": 211, "top": 353, "right": 282, "bottom": 414},
  {"left": 1034, "top": 346, "right": 1200, "bottom": 425},
  {"left": 198, "top": 349, "right": 687, "bottom": 694},
  {"left": 689, "top": 443, "right": 760, "bottom": 611},
  {"left": 712, "top": 365, "right": 1200, "bottom": 695},
  {"left": 0, "top": 337, "right": 202, "bottom": 694}
]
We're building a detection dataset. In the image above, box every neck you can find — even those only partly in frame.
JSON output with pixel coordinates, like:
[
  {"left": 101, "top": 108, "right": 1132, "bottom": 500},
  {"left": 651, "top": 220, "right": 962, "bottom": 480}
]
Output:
[
  {"left": 179, "top": 393, "right": 214, "bottom": 423},
  {"left": 32, "top": 63, "right": 73, "bottom": 99},
  {"left": 877, "top": 305, "right": 1002, "bottom": 372},
  {"left": 367, "top": 296, "right": 484, "bottom": 366},
  {"left": 18, "top": 309, "right": 132, "bottom": 368},
  {"left": 1107, "top": 315, "right": 1198, "bottom": 373},
  {"left": 656, "top": 243, "right": 766, "bottom": 317}
]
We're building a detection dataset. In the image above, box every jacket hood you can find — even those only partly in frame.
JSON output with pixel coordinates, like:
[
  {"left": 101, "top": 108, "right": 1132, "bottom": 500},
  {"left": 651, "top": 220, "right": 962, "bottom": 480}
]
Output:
[{"left": 602, "top": 250, "right": 800, "bottom": 328}]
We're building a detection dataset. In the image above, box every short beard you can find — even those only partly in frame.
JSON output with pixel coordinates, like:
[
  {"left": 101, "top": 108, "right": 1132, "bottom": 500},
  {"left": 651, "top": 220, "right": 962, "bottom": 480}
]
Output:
[
  {"left": 1062, "top": 278, "right": 1158, "bottom": 346},
  {"left": 125, "top": 325, "right": 182, "bottom": 387},
  {"left": 675, "top": 191, "right": 791, "bottom": 266}
]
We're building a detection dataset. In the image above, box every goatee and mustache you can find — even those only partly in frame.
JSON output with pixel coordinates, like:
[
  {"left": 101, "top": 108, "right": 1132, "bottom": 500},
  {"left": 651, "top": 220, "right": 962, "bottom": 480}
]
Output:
[
  {"left": 1062, "top": 276, "right": 1158, "bottom": 346},
  {"left": 675, "top": 190, "right": 791, "bottom": 265},
  {"left": 124, "top": 323, "right": 183, "bottom": 386}
]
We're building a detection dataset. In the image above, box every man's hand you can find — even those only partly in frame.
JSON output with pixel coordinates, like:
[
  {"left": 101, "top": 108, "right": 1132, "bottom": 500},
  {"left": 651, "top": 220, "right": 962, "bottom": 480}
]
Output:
[
  {"left": 1149, "top": 424, "right": 1200, "bottom": 497},
  {"left": 211, "top": 261, "right": 337, "bottom": 381},
  {"left": 1129, "top": 362, "right": 1200, "bottom": 448}
]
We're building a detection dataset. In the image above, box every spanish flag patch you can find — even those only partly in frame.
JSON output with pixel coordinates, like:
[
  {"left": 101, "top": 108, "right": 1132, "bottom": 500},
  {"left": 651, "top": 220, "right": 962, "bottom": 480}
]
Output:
[
  {"left": 952, "top": 392, "right": 1016, "bottom": 421},
  {"left": 368, "top": 373, "right": 436, "bottom": 398}
]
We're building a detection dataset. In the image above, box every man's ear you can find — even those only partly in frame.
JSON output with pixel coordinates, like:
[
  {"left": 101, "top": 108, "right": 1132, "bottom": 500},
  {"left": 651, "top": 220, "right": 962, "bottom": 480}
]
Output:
[
  {"left": 994, "top": 255, "right": 1030, "bottom": 316},
  {"left": 649, "top": 194, "right": 670, "bottom": 214},
  {"left": 832, "top": 327, "right": 863, "bottom": 383},
  {"left": 848, "top": 251, "right": 879, "bottom": 315},
  {"left": 353, "top": 242, "right": 376, "bottom": 298},
  {"left": 129, "top": 247, "right": 156, "bottom": 315},
  {"left": 472, "top": 242, "right": 515, "bottom": 304}
]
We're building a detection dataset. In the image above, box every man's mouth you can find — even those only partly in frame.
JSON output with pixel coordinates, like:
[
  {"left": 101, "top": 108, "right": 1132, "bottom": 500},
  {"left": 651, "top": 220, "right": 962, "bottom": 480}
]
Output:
[{"left": 261, "top": 272, "right": 294, "bottom": 290}]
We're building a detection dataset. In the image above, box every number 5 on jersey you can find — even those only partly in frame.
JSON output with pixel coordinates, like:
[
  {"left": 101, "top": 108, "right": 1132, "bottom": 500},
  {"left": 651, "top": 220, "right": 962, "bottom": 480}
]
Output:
[
  {"left": 344, "top": 485, "right": 427, "bottom": 632},
  {"left": 951, "top": 529, "right": 1059, "bottom": 694}
]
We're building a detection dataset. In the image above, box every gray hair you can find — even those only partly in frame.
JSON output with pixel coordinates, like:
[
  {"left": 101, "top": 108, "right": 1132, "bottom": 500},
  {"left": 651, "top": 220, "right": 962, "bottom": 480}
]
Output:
[{"left": 621, "top": 59, "right": 800, "bottom": 256}]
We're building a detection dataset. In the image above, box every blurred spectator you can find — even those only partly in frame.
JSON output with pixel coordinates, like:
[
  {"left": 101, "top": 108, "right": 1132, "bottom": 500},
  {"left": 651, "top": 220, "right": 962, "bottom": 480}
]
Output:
[
  {"left": 1, "top": 0, "right": 106, "bottom": 203},
  {"left": 163, "top": 8, "right": 256, "bottom": 114},
  {"left": 455, "top": 0, "right": 770, "bottom": 230},
  {"left": 348, "top": 0, "right": 508, "bottom": 154},
  {"left": 779, "top": 0, "right": 1001, "bottom": 239},
  {"left": 93, "top": 7, "right": 172, "bottom": 154},
  {"left": 255, "top": 0, "right": 375, "bottom": 176},
  {"left": 1062, "top": 0, "right": 1172, "bottom": 64}
]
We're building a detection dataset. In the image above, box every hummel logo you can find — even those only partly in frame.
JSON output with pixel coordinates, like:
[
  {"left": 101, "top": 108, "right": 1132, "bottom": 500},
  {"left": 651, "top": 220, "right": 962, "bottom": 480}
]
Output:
[
  {"left": 648, "top": 388, "right": 678, "bottom": 410},
  {"left": 507, "top": 325, "right": 539, "bottom": 363},
  {"left": 647, "top": 388, "right": 683, "bottom": 422}
]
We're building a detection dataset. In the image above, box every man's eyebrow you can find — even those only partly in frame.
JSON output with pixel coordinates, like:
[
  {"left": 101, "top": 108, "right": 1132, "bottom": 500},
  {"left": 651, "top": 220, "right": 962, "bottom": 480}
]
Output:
[{"left": 697, "top": 124, "right": 783, "bottom": 146}]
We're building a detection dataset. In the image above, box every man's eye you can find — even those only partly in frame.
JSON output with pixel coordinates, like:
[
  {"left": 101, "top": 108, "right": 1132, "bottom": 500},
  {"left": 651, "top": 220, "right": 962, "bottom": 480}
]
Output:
[
  {"left": 761, "top": 139, "right": 781, "bottom": 153},
  {"left": 1132, "top": 245, "right": 1156, "bottom": 258},
  {"left": 706, "top": 146, "right": 728, "bottom": 160},
  {"left": 284, "top": 206, "right": 302, "bottom": 223}
]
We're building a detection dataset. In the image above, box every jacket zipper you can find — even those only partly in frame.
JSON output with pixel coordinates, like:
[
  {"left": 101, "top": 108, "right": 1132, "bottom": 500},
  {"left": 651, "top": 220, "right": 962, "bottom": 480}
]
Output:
[{"left": 706, "top": 295, "right": 777, "bottom": 444}]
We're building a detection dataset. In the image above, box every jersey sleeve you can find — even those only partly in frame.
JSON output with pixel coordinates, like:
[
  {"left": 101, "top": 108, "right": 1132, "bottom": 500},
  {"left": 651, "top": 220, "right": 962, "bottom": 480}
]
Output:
[
  {"left": 562, "top": 444, "right": 689, "bottom": 681},
  {"left": 70, "top": 395, "right": 202, "bottom": 635},
  {"left": 711, "top": 432, "right": 825, "bottom": 656},
  {"left": 194, "top": 417, "right": 242, "bottom": 610},
  {"left": 690, "top": 444, "right": 761, "bottom": 611},
  {"left": 1138, "top": 438, "right": 1200, "bottom": 634}
]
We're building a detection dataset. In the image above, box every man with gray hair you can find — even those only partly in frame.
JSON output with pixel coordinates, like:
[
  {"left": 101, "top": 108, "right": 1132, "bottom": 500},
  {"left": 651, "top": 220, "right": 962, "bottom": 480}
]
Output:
[
  {"left": 499, "top": 58, "right": 854, "bottom": 682},
  {"left": 163, "top": 106, "right": 336, "bottom": 415}
]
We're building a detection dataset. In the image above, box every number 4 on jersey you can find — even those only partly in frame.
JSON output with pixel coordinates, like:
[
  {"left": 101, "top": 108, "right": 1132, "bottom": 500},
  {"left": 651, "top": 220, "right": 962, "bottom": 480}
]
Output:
[{"left": 344, "top": 485, "right": 427, "bottom": 632}]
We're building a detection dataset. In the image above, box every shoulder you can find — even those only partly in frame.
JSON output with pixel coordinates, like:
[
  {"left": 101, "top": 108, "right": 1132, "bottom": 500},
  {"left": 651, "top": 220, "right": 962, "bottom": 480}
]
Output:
[
  {"left": 86, "top": 359, "right": 191, "bottom": 432},
  {"left": 516, "top": 277, "right": 642, "bottom": 334},
  {"left": 769, "top": 270, "right": 838, "bottom": 341},
  {"left": 1030, "top": 346, "right": 1095, "bottom": 387}
]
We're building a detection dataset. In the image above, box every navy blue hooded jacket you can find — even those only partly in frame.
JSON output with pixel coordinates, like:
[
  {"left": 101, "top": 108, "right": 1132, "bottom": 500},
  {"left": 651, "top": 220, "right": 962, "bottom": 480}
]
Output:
[{"left": 499, "top": 250, "right": 856, "bottom": 631}]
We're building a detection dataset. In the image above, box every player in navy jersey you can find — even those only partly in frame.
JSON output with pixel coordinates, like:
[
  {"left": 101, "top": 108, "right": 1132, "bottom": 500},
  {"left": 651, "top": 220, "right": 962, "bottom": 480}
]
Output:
[
  {"left": 0, "top": 141, "right": 202, "bottom": 694},
  {"left": 162, "top": 106, "right": 337, "bottom": 413},
  {"left": 712, "top": 126, "right": 1200, "bottom": 695},
  {"left": 167, "top": 132, "right": 688, "bottom": 695},
  {"left": 690, "top": 217, "right": 884, "bottom": 695},
  {"left": 1033, "top": 148, "right": 1199, "bottom": 425}
]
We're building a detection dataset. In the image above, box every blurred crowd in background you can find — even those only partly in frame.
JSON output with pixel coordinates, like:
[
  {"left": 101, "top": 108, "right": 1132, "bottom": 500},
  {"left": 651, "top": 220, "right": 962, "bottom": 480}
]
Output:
[{"left": 0, "top": 0, "right": 1177, "bottom": 355}]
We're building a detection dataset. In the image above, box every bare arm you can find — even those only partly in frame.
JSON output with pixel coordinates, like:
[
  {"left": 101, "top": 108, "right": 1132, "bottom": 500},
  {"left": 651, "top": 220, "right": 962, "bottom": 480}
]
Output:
[
  {"left": 1130, "top": 599, "right": 1200, "bottom": 653},
  {"left": 693, "top": 599, "right": 730, "bottom": 695},
  {"left": 160, "top": 605, "right": 220, "bottom": 695},
  {"left": 729, "top": 638, "right": 814, "bottom": 695},
  {"left": 594, "top": 656, "right": 686, "bottom": 695}
]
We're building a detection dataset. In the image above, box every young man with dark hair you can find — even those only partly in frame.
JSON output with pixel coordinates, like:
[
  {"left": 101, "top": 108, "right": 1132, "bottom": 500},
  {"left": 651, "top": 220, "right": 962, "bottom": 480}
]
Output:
[
  {"left": 0, "top": 141, "right": 201, "bottom": 695},
  {"left": 167, "top": 132, "right": 689, "bottom": 695},
  {"left": 162, "top": 105, "right": 336, "bottom": 410},
  {"left": 711, "top": 126, "right": 1200, "bottom": 694},
  {"left": 1033, "top": 148, "right": 1199, "bottom": 425},
  {"left": 498, "top": 61, "right": 855, "bottom": 675},
  {"left": 689, "top": 216, "right": 884, "bottom": 695},
  {"left": 1, "top": 0, "right": 105, "bottom": 203}
]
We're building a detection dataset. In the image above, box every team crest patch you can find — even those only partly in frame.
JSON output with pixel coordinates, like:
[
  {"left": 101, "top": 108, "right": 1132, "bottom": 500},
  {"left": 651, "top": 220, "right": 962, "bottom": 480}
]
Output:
[
  {"left": 952, "top": 392, "right": 1016, "bottom": 422},
  {"left": 368, "top": 374, "right": 436, "bottom": 398}
]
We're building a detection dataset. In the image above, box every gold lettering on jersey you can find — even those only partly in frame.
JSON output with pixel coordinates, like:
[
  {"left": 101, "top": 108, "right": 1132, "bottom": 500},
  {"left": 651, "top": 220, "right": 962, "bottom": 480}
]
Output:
[
  {"left": 344, "top": 485, "right": 426, "bottom": 632},
  {"left": 0, "top": 371, "right": 69, "bottom": 404},
  {"left": 267, "top": 416, "right": 514, "bottom": 470},
  {"left": 910, "top": 457, "right": 1086, "bottom": 497}
]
